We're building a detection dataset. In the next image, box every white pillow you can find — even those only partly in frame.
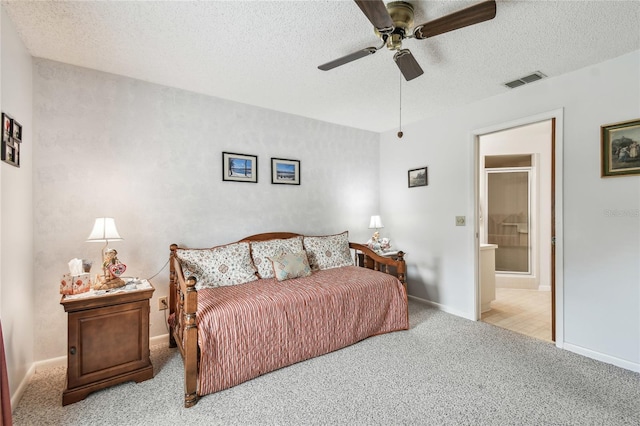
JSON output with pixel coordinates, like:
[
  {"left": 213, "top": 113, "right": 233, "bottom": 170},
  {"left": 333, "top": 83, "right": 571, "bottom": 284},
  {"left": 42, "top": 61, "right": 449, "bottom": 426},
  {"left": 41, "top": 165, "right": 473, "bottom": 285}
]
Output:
[
  {"left": 176, "top": 242, "right": 258, "bottom": 290},
  {"left": 303, "top": 231, "right": 354, "bottom": 271},
  {"left": 269, "top": 250, "right": 312, "bottom": 282},
  {"left": 250, "top": 236, "right": 304, "bottom": 279}
]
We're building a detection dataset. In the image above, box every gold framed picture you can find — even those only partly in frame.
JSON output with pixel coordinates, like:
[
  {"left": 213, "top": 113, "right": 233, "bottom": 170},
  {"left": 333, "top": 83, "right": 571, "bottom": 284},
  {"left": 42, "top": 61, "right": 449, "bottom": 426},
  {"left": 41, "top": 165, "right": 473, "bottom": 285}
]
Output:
[{"left": 601, "top": 118, "right": 640, "bottom": 177}]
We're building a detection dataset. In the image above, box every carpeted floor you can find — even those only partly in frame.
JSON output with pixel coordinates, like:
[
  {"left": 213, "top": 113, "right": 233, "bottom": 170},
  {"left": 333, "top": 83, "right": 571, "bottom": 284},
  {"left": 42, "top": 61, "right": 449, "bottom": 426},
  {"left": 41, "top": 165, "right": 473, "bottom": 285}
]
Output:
[{"left": 12, "top": 300, "right": 640, "bottom": 425}]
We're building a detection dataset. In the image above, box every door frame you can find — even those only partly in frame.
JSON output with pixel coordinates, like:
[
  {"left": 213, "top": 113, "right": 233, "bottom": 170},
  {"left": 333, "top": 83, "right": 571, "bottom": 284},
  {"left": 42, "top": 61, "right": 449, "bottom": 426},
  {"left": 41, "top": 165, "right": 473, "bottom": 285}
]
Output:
[{"left": 471, "top": 109, "right": 564, "bottom": 348}]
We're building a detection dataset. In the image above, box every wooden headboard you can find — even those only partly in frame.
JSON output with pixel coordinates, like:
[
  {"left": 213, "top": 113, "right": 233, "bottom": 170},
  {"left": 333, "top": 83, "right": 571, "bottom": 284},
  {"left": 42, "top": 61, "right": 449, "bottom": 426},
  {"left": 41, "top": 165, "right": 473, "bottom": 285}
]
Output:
[{"left": 238, "top": 232, "right": 406, "bottom": 286}]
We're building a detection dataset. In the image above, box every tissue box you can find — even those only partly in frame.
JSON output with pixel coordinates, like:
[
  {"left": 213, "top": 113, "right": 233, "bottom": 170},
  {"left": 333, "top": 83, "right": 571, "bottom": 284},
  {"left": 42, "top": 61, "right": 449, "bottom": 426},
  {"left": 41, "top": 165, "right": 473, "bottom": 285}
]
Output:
[{"left": 60, "top": 273, "right": 91, "bottom": 295}]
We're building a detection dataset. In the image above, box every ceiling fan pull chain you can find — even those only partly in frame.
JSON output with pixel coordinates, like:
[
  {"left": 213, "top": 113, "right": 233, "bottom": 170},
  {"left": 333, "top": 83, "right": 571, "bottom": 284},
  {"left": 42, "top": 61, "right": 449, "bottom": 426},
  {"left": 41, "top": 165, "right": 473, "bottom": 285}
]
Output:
[{"left": 398, "top": 72, "right": 403, "bottom": 139}]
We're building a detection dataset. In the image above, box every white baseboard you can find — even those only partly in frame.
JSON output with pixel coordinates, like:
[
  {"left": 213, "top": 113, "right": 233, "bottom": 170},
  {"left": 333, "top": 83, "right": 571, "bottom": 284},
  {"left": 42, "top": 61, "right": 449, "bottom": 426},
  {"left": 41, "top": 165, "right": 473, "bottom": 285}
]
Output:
[
  {"left": 150, "top": 333, "right": 169, "bottom": 348},
  {"left": 10, "top": 363, "right": 35, "bottom": 412},
  {"left": 408, "top": 295, "right": 475, "bottom": 320},
  {"left": 563, "top": 342, "right": 640, "bottom": 373},
  {"left": 35, "top": 355, "right": 66, "bottom": 371}
]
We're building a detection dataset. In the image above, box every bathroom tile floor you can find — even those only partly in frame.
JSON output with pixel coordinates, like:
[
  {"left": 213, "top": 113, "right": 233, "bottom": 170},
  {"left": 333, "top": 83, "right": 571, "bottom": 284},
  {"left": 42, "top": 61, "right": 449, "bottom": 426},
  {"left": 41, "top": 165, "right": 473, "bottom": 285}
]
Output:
[{"left": 481, "top": 288, "right": 552, "bottom": 342}]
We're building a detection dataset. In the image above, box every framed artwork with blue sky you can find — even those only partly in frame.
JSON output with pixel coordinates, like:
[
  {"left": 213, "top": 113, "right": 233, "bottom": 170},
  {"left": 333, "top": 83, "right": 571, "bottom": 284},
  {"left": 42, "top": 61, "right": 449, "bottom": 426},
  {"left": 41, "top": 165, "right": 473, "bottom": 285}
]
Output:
[
  {"left": 271, "top": 158, "right": 300, "bottom": 185},
  {"left": 223, "top": 152, "right": 257, "bottom": 183}
]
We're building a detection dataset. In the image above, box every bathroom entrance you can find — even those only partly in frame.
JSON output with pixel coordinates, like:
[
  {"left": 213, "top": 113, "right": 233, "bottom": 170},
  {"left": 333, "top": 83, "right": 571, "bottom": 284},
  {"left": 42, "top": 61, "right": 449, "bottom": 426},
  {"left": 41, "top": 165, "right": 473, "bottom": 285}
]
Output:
[{"left": 476, "top": 119, "right": 556, "bottom": 342}]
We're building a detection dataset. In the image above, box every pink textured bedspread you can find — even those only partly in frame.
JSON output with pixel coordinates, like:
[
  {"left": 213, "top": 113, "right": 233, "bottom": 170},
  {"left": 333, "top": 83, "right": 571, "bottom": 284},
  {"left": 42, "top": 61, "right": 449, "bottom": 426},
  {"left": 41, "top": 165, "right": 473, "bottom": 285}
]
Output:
[{"left": 196, "top": 265, "right": 408, "bottom": 396}]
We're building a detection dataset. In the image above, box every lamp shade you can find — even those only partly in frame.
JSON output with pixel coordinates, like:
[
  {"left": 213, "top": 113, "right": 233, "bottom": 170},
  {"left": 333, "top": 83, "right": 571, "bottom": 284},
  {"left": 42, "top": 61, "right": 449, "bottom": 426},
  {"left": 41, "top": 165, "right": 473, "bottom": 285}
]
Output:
[
  {"left": 368, "top": 215, "right": 384, "bottom": 229},
  {"left": 86, "top": 217, "right": 123, "bottom": 242}
]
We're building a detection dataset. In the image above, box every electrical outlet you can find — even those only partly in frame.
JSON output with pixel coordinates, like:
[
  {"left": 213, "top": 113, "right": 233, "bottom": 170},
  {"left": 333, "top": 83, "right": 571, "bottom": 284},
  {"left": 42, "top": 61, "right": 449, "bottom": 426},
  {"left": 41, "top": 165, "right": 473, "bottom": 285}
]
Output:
[
  {"left": 455, "top": 216, "right": 466, "bottom": 226},
  {"left": 158, "top": 296, "right": 168, "bottom": 311}
]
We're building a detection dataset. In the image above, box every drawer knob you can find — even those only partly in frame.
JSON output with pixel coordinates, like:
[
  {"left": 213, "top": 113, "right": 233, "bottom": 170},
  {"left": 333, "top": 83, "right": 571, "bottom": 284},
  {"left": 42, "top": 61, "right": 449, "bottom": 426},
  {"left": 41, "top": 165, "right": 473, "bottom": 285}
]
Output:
[{"left": 70, "top": 347, "right": 76, "bottom": 355}]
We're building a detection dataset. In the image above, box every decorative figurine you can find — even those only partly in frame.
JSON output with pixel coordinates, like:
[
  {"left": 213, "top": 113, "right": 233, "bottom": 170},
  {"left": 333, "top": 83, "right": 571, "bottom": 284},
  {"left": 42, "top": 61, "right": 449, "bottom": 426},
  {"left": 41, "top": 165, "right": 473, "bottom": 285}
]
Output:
[
  {"left": 366, "top": 233, "right": 391, "bottom": 254},
  {"left": 93, "top": 248, "right": 127, "bottom": 290}
]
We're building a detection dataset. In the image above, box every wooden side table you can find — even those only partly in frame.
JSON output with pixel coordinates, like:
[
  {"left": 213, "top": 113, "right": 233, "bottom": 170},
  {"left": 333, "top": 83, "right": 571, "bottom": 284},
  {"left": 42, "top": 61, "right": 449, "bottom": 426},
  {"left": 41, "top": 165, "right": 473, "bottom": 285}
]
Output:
[{"left": 60, "top": 281, "right": 154, "bottom": 405}]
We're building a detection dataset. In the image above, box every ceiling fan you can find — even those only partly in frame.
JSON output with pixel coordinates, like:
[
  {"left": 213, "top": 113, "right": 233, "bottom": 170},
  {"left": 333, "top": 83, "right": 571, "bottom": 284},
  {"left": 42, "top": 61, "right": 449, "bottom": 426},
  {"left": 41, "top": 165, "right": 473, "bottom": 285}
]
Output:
[{"left": 318, "top": 0, "right": 497, "bottom": 81}]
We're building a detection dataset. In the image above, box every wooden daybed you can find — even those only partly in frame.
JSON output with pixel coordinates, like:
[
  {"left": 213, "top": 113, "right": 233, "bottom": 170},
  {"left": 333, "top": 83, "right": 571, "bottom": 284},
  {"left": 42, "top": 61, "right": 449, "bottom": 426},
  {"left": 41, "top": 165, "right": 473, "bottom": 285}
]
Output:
[{"left": 168, "top": 232, "right": 408, "bottom": 407}]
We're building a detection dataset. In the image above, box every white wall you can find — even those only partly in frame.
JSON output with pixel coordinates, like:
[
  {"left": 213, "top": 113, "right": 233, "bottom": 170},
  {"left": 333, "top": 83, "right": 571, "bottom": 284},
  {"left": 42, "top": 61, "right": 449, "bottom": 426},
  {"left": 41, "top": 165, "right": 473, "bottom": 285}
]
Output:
[
  {"left": 33, "top": 59, "right": 380, "bottom": 361},
  {"left": 380, "top": 50, "right": 640, "bottom": 370},
  {"left": 0, "top": 7, "right": 34, "bottom": 400}
]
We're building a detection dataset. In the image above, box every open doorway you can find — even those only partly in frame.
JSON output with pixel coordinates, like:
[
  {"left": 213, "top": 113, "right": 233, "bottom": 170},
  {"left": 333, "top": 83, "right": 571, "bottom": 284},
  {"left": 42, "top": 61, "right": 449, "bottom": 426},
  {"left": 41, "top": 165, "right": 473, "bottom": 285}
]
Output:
[{"left": 475, "top": 118, "right": 556, "bottom": 342}]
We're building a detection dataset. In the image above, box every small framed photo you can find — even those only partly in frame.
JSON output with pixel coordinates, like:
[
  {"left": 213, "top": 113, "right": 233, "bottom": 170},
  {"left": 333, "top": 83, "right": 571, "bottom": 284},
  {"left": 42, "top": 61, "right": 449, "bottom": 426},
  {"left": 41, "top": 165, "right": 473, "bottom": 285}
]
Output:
[
  {"left": 271, "top": 158, "right": 300, "bottom": 185},
  {"left": 222, "top": 152, "right": 258, "bottom": 183},
  {"left": 601, "top": 118, "right": 640, "bottom": 177},
  {"left": 2, "top": 137, "right": 19, "bottom": 167},
  {"left": 408, "top": 166, "right": 428, "bottom": 188},
  {"left": 2, "top": 113, "right": 12, "bottom": 144},
  {"left": 12, "top": 120, "right": 22, "bottom": 141}
]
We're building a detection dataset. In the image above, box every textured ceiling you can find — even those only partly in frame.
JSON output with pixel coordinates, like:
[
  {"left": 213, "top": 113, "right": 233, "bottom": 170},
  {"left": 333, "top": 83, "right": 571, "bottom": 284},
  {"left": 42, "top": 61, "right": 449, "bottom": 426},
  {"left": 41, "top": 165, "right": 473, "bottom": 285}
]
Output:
[{"left": 3, "top": 0, "right": 640, "bottom": 132}]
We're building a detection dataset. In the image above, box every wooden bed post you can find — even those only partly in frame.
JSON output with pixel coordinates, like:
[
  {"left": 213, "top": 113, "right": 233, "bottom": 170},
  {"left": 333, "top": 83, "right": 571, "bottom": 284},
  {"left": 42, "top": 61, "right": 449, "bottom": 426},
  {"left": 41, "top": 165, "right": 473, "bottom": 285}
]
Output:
[
  {"left": 168, "top": 244, "right": 178, "bottom": 348},
  {"left": 170, "top": 244, "right": 199, "bottom": 407},
  {"left": 396, "top": 251, "right": 406, "bottom": 291},
  {"left": 183, "top": 276, "right": 198, "bottom": 408}
]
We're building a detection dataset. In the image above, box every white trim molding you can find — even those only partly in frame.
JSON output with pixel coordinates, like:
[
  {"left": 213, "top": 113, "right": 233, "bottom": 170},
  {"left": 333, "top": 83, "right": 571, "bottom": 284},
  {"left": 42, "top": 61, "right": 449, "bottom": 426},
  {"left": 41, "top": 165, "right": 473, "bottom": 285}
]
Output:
[{"left": 564, "top": 343, "right": 640, "bottom": 373}]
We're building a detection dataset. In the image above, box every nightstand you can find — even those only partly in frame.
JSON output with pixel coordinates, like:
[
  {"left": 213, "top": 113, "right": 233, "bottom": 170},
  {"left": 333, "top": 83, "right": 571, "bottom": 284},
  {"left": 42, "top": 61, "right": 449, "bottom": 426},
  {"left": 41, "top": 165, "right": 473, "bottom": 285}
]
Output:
[{"left": 60, "top": 281, "right": 154, "bottom": 405}]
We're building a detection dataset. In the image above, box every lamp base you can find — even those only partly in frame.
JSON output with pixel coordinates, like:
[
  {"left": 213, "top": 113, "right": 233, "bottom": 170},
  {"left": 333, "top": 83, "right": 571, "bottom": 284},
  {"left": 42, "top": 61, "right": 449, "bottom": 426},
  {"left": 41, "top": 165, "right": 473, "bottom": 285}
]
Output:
[{"left": 93, "top": 275, "right": 125, "bottom": 291}]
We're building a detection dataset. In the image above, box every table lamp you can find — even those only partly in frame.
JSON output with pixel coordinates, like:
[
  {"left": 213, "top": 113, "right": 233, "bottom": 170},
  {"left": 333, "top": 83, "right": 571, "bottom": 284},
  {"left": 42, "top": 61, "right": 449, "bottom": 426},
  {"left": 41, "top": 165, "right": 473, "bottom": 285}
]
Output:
[
  {"left": 87, "top": 217, "right": 125, "bottom": 289},
  {"left": 368, "top": 215, "right": 384, "bottom": 242}
]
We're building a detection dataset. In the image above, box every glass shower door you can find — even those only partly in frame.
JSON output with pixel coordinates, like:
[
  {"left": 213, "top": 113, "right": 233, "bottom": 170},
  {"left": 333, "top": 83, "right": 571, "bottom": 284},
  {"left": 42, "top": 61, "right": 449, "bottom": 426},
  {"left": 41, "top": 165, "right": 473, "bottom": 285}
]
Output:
[{"left": 486, "top": 169, "right": 531, "bottom": 274}]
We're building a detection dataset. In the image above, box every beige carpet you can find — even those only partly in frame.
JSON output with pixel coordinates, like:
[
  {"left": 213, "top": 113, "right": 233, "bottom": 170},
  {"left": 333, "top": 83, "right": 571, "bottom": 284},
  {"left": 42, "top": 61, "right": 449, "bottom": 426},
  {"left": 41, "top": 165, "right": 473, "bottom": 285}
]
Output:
[{"left": 12, "top": 300, "right": 640, "bottom": 425}]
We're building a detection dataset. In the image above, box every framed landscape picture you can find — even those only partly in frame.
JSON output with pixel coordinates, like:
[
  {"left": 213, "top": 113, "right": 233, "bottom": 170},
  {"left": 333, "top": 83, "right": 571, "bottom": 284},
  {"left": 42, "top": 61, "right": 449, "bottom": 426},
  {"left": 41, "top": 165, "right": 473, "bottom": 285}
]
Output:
[
  {"left": 271, "top": 158, "right": 300, "bottom": 185},
  {"left": 408, "top": 166, "right": 428, "bottom": 188},
  {"left": 222, "top": 152, "right": 258, "bottom": 183},
  {"left": 601, "top": 119, "right": 640, "bottom": 177}
]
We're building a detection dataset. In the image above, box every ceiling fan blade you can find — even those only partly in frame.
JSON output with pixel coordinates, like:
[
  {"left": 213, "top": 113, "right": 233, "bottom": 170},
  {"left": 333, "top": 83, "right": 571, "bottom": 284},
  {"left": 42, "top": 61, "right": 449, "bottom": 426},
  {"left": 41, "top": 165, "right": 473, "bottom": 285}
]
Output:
[
  {"left": 354, "top": 0, "right": 394, "bottom": 34},
  {"left": 413, "top": 0, "right": 496, "bottom": 40},
  {"left": 393, "top": 49, "right": 424, "bottom": 81},
  {"left": 318, "top": 47, "right": 378, "bottom": 71}
]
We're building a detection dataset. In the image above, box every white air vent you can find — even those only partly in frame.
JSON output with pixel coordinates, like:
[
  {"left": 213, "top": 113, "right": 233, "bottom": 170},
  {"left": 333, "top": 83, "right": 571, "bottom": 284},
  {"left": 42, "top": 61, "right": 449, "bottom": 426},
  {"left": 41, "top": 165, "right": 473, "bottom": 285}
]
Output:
[{"left": 504, "top": 71, "right": 547, "bottom": 89}]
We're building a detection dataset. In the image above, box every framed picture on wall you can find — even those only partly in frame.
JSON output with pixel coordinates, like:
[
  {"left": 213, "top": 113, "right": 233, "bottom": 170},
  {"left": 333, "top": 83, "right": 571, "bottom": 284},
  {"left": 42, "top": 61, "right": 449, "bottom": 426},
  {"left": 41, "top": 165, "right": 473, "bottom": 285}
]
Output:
[
  {"left": 2, "top": 113, "right": 11, "bottom": 144},
  {"left": 271, "top": 158, "right": 300, "bottom": 185},
  {"left": 222, "top": 152, "right": 258, "bottom": 183},
  {"left": 1, "top": 112, "right": 20, "bottom": 168},
  {"left": 12, "top": 120, "right": 22, "bottom": 141},
  {"left": 408, "top": 167, "right": 428, "bottom": 188},
  {"left": 601, "top": 118, "right": 640, "bottom": 177}
]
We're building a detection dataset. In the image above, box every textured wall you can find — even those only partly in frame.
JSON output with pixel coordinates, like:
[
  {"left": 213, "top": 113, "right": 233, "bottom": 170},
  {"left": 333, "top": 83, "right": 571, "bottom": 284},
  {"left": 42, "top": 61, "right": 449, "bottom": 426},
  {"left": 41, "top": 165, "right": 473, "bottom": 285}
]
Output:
[
  {"left": 379, "top": 50, "right": 640, "bottom": 369},
  {"left": 1, "top": 8, "right": 34, "bottom": 397},
  {"left": 33, "top": 59, "right": 379, "bottom": 360}
]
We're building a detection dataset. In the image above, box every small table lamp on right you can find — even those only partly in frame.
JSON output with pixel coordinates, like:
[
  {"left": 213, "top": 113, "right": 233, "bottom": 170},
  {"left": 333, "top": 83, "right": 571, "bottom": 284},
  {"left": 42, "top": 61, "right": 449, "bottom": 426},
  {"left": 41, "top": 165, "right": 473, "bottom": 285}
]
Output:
[{"left": 368, "top": 215, "right": 384, "bottom": 243}]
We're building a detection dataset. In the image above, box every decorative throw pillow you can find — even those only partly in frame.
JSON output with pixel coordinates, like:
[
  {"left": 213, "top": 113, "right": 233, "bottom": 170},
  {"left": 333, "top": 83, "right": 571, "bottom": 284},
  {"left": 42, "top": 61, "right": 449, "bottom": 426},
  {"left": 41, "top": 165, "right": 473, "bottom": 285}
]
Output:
[
  {"left": 176, "top": 242, "right": 258, "bottom": 290},
  {"left": 250, "top": 236, "right": 304, "bottom": 279},
  {"left": 303, "top": 231, "right": 354, "bottom": 271},
  {"left": 269, "top": 250, "right": 312, "bottom": 282}
]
